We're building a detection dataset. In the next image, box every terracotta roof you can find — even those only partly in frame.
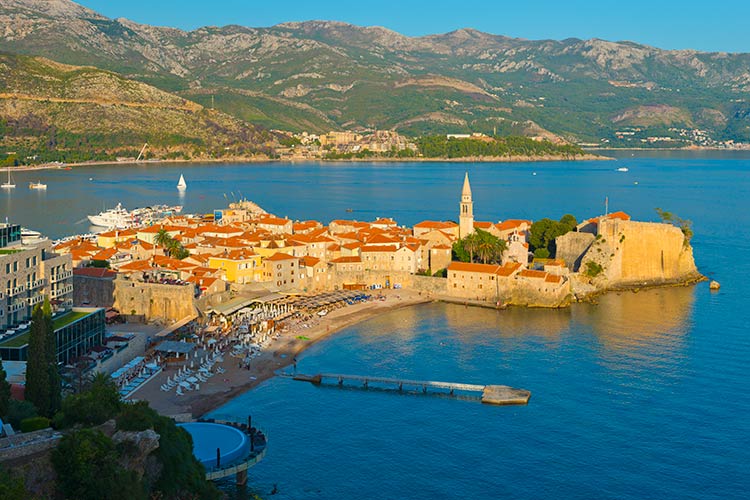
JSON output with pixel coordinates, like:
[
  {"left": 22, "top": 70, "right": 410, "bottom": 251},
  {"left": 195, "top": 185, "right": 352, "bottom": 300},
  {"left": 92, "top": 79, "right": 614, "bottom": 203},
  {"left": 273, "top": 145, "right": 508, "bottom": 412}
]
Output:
[
  {"left": 414, "top": 220, "right": 458, "bottom": 229},
  {"left": 496, "top": 219, "right": 532, "bottom": 231},
  {"left": 330, "top": 256, "right": 362, "bottom": 264},
  {"left": 447, "top": 262, "right": 500, "bottom": 274},
  {"left": 496, "top": 262, "right": 522, "bottom": 277},
  {"left": 473, "top": 221, "right": 494, "bottom": 230},
  {"left": 73, "top": 268, "right": 117, "bottom": 279},
  {"left": 301, "top": 256, "right": 321, "bottom": 267},
  {"left": 545, "top": 274, "right": 563, "bottom": 284},
  {"left": 91, "top": 248, "right": 117, "bottom": 261},
  {"left": 258, "top": 216, "right": 291, "bottom": 226},
  {"left": 361, "top": 245, "right": 397, "bottom": 253},
  {"left": 266, "top": 252, "right": 297, "bottom": 261},
  {"left": 518, "top": 269, "right": 547, "bottom": 279}
]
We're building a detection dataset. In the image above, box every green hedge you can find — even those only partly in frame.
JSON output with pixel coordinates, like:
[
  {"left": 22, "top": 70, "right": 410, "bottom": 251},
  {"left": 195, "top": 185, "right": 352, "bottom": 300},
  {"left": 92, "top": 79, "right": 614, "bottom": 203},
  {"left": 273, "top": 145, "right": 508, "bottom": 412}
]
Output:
[{"left": 20, "top": 416, "right": 51, "bottom": 433}]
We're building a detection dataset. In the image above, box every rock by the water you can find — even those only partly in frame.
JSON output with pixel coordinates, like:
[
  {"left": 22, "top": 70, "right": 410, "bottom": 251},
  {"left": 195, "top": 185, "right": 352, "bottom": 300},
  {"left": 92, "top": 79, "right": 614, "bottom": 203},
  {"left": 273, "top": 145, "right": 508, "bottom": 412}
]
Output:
[{"left": 709, "top": 280, "right": 721, "bottom": 290}]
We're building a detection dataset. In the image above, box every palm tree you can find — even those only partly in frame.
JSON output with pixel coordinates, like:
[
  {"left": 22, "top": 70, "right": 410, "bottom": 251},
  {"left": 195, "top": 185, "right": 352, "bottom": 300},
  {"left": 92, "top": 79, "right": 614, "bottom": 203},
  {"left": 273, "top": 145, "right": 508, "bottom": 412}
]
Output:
[
  {"left": 154, "top": 228, "right": 172, "bottom": 254},
  {"left": 476, "top": 230, "right": 508, "bottom": 264},
  {"left": 463, "top": 232, "right": 480, "bottom": 263}
]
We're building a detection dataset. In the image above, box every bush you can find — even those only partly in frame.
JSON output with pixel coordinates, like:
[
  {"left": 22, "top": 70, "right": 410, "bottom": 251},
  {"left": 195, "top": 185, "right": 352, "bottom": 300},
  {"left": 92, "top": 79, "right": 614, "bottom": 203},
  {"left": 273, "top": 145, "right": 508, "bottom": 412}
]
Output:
[
  {"left": 585, "top": 261, "right": 604, "bottom": 278},
  {"left": 6, "top": 400, "right": 37, "bottom": 429},
  {"left": 433, "top": 268, "right": 447, "bottom": 278},
  {"left": 534, "top": 248, "right": 550, "bottom": 259},
  {"left": 55, "top": 373, "right": 121, "bottom": 428},
  {"left": 52, "top": 429, "right": 147, "bottom": 500},
  {"left": 116, "top": 401, "right": 158, "bottom": 432},
  {"left": 0, "top": 465, "right": 29, "bottom": 500},
  {"left": 20, "top": 416, "right": 50, "bottom": 433}
]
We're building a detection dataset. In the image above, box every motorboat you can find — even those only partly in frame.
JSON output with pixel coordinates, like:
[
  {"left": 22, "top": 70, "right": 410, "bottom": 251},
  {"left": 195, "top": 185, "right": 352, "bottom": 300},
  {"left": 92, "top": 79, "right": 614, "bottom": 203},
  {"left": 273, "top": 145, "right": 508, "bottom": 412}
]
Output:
[
  {"left": 29, "top": 181, "right": 47, "bottom": 190},
  {"left": 617, "top": 167, "right": 629, "bottom": 172}
]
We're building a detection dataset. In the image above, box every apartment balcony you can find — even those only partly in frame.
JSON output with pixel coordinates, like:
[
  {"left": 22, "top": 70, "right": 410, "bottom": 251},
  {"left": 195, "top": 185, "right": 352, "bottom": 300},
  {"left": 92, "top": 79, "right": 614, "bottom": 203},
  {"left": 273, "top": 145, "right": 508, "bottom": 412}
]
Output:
[
  {"left": 5, "top": 285, "right": 27, "bottom": 297},
  {"left": 49, "top": 270, "right": 73, "bottom": 283},
  {"left": 50, "top": 284, "right": 74, "bottom": 299},
  {"left": 28, "top": 278, "right": 47, "bottom": 290},
  {"left": 8, "top": 301, "right": 26, "bottom": 313},
  {"left": 27, "top": 294, "right": 44, "bottom": 307}
]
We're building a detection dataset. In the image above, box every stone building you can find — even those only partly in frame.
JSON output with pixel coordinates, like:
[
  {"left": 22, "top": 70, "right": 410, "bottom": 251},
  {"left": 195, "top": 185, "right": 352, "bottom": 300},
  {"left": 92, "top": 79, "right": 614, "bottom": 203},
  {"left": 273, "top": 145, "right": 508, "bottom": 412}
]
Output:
[{"left": 459, "top": 172, "right": 474, "bottom": 239}]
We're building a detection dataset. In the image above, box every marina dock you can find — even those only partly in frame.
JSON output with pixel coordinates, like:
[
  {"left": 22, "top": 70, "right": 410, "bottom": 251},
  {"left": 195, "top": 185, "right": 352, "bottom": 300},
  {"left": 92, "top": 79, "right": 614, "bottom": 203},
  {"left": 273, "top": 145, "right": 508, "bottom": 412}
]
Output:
[{"left": 286, "top": 372, "right": 530, "bottom": 405}]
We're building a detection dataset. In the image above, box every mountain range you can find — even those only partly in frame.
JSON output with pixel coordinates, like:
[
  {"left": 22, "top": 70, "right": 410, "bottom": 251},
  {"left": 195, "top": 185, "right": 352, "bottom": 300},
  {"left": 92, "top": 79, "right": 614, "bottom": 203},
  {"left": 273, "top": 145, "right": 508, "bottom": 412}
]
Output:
[{"left": 2, "top": 0, "right": 750, "bottom": 151}]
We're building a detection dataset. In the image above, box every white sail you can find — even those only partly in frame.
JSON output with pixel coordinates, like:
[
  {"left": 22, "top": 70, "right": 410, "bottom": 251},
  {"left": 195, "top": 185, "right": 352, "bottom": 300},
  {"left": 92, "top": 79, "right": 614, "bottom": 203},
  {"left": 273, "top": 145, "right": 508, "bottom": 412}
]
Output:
[
  {"left": 1, "top": 167, "right": 15, "bottom": 188},
  {"left": 177, "top": 174, "right": 187, "bottom": 190}
]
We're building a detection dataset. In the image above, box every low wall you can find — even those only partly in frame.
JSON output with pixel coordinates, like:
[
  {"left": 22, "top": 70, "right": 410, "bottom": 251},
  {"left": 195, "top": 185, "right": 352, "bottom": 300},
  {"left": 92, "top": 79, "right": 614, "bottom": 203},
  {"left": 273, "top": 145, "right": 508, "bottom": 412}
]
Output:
[
  {"left": 73, "top": 275, "right": 115, "bottom": 308},
  {"left": 113, "top": 279, "right": 196, "bottom": 323}
]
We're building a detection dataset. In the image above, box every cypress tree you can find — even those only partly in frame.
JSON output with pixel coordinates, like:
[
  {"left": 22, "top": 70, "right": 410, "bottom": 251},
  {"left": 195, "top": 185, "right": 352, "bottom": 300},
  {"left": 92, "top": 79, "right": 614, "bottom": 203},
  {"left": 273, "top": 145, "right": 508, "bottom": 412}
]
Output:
[
  {"left": 25, "top": 303, "right": 50, "bottom": 416},
  {"left": 0, "top": 358, "right": 11, "bottom": 418},
  {"left": 44, "top": 300, "right": 61, "bottom": 415}
]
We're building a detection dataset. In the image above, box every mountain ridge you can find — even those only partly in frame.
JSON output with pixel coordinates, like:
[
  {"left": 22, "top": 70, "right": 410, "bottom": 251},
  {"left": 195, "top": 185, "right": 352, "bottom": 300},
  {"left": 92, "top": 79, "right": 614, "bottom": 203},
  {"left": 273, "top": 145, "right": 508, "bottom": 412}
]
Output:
[{"left": 1, "top": 0, "right": 750, "bottom": 144}]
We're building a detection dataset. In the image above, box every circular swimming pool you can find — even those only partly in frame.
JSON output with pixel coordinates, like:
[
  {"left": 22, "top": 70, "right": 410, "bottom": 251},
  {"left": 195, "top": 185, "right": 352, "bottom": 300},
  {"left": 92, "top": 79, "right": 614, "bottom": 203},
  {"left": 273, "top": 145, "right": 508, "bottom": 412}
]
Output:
[{"left": 178, "top": 422, "right": 251, "bottom": 469}]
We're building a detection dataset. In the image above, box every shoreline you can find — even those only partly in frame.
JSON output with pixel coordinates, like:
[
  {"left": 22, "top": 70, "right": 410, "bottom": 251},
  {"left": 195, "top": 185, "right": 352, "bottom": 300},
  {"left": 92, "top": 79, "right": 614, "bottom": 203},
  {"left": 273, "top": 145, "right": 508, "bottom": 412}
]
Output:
[
  {"left": 5, "top": 153, "right": 608, "bottom": 172},
  {"left": 139, "top": 276, "right": 707, "bottom": 418},
  {"left": 135, "top": 289, "right": 431, "bottom": 418}
]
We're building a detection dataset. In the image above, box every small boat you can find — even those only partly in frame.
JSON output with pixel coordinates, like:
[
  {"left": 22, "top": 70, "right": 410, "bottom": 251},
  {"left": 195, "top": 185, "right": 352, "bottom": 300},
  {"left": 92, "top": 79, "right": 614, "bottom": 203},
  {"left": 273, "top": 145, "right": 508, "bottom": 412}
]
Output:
[
  {"left": 1, "top": 167, "right": 15, "bottom": 189},
  {"left": 317, "top": 309, "right": 328, "bottom": 317},
  {"left": 29, "top": 181, "right": 47, "bottom": 190},
  {"left": 617, "top": 167, "right": 629, "bottom": 172},
  {"left": 345, "top": 208, "right": 354, "bottom": 213},
  {"left": 177, "top": 174, "right": 187, "bottom": 191}
]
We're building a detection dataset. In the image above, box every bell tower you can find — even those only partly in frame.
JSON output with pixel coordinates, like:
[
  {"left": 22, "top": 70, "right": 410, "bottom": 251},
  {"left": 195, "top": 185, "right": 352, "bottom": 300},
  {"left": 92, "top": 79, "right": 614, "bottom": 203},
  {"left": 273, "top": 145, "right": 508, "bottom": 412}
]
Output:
[{"left": 459, "top": 172, "right": 474, "bottom": 239}]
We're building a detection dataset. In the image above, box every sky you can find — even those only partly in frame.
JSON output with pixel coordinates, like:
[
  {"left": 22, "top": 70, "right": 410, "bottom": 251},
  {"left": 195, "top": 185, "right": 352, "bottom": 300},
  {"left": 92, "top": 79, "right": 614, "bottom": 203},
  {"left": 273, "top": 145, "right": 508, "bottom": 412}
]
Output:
[{"left": 75, "top": 0, "right": 750, "bottom": 53}]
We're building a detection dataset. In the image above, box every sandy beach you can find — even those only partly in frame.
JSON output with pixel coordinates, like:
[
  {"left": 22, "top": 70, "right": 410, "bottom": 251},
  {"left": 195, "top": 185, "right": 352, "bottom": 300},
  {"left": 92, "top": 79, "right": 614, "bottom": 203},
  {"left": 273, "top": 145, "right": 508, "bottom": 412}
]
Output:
[{"left": 132, "top": 289, "right": 431, "bottom": 418}]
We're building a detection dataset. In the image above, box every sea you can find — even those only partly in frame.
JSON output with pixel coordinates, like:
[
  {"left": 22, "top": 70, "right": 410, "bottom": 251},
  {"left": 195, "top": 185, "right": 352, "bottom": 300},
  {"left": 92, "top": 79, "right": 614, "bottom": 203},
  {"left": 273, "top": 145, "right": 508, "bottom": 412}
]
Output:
[{"left": 2, "top": 152, "right": 748, "bottom": 499}]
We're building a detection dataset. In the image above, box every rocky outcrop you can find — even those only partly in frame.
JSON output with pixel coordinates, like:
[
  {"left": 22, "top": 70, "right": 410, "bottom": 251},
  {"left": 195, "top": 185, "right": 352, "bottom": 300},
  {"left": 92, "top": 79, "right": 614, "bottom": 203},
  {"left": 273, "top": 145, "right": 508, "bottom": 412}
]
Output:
[
  {"left": 576, "top": 219, "right": 702, "bottom": 296},
  {"left": 112, "top": 429, "right": 161, "bottom": 481}
]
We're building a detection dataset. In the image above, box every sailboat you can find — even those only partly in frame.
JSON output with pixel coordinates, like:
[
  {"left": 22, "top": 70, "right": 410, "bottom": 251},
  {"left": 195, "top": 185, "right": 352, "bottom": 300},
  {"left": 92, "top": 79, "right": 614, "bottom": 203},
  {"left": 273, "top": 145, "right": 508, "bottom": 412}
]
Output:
[
  {"left": 177, "top": 174, "right": 187, "bottom": 191},
  {"left": 1, "top": 167, "right": 15, "bottom": 189}
]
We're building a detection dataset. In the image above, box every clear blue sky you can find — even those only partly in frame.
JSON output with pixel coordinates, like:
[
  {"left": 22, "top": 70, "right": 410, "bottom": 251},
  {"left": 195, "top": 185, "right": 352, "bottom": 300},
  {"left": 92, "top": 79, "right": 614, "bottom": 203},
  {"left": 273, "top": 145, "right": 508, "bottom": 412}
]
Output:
[{"left": 76, "top": 0, "right": 750, "bottom": 53}]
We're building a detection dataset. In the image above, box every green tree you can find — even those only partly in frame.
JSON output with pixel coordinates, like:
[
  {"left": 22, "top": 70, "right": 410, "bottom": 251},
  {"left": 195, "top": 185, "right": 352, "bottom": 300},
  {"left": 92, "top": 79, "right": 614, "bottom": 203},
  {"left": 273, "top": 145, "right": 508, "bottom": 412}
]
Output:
[
  {"left": 0, "top": 359, "right": 11, "bottom": 418},
  {"left": 655, "top": 208, "right": 693, "bottom": 242},
  {"left": 154, "top": 228, "right": 173, "bottom": 251},
  {"left": 475, "top": 230, "right": 508, "bottom": 264},
  {"left": 25, "top": 302, "right": 52, "bottom": 417},
  {"left": 0, "top": 465, "right": 29, "bottom": 500},
  {"left": 52, "top": 429, "right": 146, "bottom": 500},
  {"left": 55, "top": 372, "right": 122, "bottom": 428},
  {"left": 44, "top": 301, "right": 61, "bottom": 417},
  {"left": 529, "top": 215, "right": 577, "bottom": 259}
]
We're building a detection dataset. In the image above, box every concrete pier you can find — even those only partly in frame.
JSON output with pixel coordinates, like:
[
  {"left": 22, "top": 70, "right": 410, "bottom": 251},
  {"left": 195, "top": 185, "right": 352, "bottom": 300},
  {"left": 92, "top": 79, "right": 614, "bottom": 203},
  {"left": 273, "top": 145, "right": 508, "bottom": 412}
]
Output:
[{"left": 286, "top": 372, "right": 530, "bottom": 405}]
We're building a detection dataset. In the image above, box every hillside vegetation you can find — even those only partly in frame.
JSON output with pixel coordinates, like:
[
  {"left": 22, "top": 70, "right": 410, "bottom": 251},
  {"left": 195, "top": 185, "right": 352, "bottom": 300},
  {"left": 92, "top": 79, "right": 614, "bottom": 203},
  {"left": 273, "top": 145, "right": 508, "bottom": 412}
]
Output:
[
  {"left": 1, "top": 0, "right": 750, "bottom": 150},
  {"left": 0, "top": 53, "right": 277, "bottom": 163}
]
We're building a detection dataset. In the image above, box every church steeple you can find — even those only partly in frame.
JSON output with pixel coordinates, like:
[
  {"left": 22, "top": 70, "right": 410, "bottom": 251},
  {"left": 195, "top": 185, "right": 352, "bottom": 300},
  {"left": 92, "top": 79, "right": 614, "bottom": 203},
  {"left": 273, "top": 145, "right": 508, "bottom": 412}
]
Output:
[{"left": 459, "top": 172, "right": 474, "bottom": 239}]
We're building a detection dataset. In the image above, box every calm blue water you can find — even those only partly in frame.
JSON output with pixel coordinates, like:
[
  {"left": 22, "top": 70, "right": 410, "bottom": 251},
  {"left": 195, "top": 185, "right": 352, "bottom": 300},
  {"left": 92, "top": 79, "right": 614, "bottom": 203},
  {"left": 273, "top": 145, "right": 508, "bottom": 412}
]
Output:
[{"left": 3, "top": 153, "right": 749, "bottom": 498}]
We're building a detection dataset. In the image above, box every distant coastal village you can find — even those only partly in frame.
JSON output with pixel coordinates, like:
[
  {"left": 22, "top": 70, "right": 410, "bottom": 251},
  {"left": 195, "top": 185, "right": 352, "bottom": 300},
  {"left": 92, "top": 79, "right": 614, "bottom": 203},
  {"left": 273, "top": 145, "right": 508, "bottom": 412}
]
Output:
[{"left": 0, "top": 172, "right": 703, "bottom": 496}]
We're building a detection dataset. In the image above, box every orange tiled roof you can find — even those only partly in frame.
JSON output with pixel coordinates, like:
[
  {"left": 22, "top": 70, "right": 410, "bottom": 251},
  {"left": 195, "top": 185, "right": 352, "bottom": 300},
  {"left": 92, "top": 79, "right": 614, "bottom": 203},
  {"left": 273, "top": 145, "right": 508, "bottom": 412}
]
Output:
[
  {"left": 330, "top": 256, "right": 362, "bottom": 264},
  {"left": 414, "top": 220, "right": 458, "bottom": 229},
  {"left": 496, "top": 219, "right": 532, "bottom": 231},
  {"left": 518, "top": 269, "right": 547, "bottom": 279},
  {"left": 301, "top": 256, "right": 321, "bottom": 267},
  {"left": 266, "top": 252, "right": 297, "bottom": 261}
]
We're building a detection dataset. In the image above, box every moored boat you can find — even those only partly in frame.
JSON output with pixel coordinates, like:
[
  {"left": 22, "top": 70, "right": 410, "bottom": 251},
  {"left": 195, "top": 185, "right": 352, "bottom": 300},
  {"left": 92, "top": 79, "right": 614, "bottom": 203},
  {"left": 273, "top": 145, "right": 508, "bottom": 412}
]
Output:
[
  {"left": 29, "top": 181, "right": 47, "bottom": 190},
  {"left": 177, "top": 174, "right": 187, "bottom": 190}
]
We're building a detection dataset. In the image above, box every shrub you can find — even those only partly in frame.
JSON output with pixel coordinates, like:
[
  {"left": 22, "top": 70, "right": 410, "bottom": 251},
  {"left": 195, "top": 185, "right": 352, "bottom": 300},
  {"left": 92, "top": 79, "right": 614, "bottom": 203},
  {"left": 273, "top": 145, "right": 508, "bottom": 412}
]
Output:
[
  {"left": 585, "top": 261, "right": 604, "bottom": 278},
  {"left": 116, "top": 401, "right": 158, "bottom": 432},
  {"left": 6, "top": 400, "right": 37, "bottom": 429},
  {"left": 20, "top": 416, "right": 50, "bottom": 433}
]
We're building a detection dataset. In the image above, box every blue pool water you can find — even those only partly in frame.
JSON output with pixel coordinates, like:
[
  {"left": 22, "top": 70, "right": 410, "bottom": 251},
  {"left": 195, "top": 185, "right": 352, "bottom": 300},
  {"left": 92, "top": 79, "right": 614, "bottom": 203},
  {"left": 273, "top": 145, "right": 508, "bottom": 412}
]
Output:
[{"left": 178, "top": 422, "right": 250, "bottom": 469}]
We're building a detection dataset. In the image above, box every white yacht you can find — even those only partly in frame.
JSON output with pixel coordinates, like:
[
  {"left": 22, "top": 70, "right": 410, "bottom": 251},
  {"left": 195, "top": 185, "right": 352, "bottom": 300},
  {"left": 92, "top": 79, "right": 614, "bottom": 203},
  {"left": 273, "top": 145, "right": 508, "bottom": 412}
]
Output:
[
  {"left": 29, "top": 181, "right": 47, "bottom": 190},
  {"left": 87, "top": 203, "right": 136, "bottom": 228},
  {"left": 21, "top": 228, "right": 46, "bottom": 245},
  {"left": 617, "top": 167, "right": 629, "bottom": 172}
]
